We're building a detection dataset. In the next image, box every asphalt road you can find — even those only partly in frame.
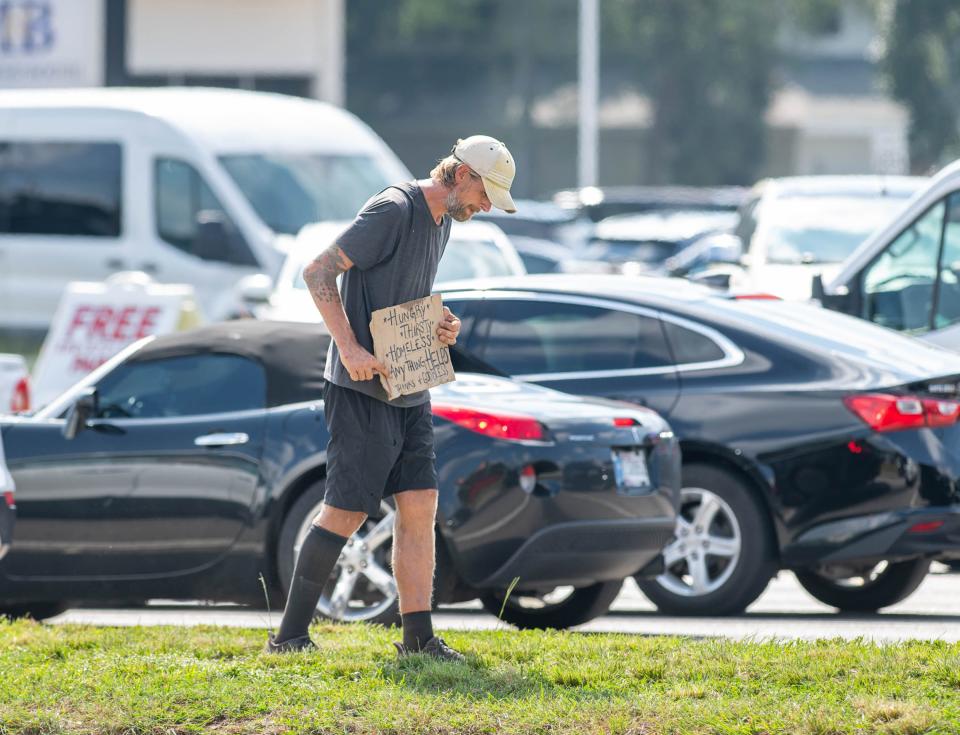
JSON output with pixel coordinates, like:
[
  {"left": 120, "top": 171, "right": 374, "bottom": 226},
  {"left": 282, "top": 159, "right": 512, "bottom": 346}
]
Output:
[{"left": 49, "top": 565, "right": 960, "bottom": 642}]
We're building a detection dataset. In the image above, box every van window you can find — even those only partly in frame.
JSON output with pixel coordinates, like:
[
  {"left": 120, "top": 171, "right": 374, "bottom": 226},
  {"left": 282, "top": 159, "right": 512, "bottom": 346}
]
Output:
[
  {"left": 933, "top": 192, "right": 960, "bottom": 329},
  {"left": 0, "top": 141, "right": 122, "bottom": 237},
  {"left": 218, "top": 153, "right": 394, "bottom": 234},
  {"left": 155, "top": 159, "right": 258, "bottom": 266},
  {"left": 861, "top": 199, "right": 944, "bottom": 333}
]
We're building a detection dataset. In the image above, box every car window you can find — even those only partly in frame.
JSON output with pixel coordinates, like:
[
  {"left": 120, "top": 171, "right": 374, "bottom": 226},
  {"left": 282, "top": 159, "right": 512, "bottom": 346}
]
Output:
[
  {"left": 661, "top": 321, "right": 725, "bottom": 364},
  {"left": 861, "top": 199, "right": 945, "bottom": 333},
  {"left": 437, "top": 298, "right": 478, "bottom": 351},
  {"left": 0, "top": 141, "right": 122, "bottom": 237},
  {"left": 155, "top": 158, "right": 257, "bottom": 266},
  {"left": 436, "top": 238, "right": 516, "bottom": 282},
  {"left": 481, "top": 299, "right": 673, "bottom": 375},
  {"left": 934, "top": 192, "right": 960, "bottom": 330},
  {"left": 95, "top": 354, "right": 265, "bottom": 418}
]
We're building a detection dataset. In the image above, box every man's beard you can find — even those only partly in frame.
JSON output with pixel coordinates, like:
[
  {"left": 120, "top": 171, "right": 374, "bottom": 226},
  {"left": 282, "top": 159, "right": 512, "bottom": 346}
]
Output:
[{"left": 445, "top": 190, "right": 474, "bottom": 222}]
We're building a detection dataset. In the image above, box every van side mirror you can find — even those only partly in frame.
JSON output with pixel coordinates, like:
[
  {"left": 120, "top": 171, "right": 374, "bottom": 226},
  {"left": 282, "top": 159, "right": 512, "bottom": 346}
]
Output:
[
  {"left": 62, "top": 388, "right": 98, "bottom": 440},
  {"left": 813, "top": 274, "right": 855, "bottom": 314},
  {"left": 193, "top": 211, "right": 235, "bottom": 262}
]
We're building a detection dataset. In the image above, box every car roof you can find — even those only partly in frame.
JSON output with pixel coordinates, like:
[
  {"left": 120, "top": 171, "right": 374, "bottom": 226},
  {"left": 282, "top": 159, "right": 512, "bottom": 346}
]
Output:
[
  {"left": 441, "top": 275, "right": 960, "bottom": 383},
  {"left": 131, "top": 320, "right": 329, "bottom": 408},
  {"left": 0, "top": 87, "right": 402, "bottom": 158},
  {"left": 753, "top": 175, "right": 927, "bottom": 198},
  {"left": 441, "top": 274, "right": 713, "bottom": 305}
]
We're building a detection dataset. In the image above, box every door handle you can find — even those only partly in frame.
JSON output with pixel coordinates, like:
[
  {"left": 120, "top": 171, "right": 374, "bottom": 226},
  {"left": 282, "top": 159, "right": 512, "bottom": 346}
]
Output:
[
  {"left": 194, "top": 432, "right": 249, "bottom": 447},
  {"left": 106, "top": 258, "right": 125, "bottom": 270},
  {"left": 140, "top": 262, "right": 158, "bottom": 274}
]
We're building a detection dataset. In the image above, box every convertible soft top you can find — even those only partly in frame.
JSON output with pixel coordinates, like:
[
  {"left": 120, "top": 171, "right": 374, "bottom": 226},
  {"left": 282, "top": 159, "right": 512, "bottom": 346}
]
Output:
[{"left": 129, "top": 320, "right": 330, "bottom": 408}]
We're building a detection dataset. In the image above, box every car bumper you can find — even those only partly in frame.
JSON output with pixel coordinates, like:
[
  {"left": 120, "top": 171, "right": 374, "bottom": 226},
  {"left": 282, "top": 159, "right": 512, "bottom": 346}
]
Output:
[
  {"left": 781, "top": 505, "right": 960, "bottom": 567},
  {"left": 475, "top": 517, "right": 676, "bottom": 589},
  {"left": 0, "top": 497, "right": 13, "bottom": 561}
]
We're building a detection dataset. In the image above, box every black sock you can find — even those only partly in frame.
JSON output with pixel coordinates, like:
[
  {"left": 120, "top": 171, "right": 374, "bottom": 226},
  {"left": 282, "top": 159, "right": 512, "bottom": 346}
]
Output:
[
  {"left": 276, "top": 525, "right": 349, "bottom": 643},
  {"left": 401, "top": 610, "right": 434, "bottom": 650}
]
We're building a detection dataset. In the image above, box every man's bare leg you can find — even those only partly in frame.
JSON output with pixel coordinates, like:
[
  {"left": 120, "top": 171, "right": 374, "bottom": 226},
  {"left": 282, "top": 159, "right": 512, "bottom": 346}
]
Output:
[{"left": 393, "top": 489, "right": 439, "bottom": 649}]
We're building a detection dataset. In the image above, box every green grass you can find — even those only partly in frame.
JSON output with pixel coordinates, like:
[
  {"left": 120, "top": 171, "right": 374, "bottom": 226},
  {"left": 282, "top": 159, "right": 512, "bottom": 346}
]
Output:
[{"left": 1, "top": 620, "right": 958, "bottom": 734}]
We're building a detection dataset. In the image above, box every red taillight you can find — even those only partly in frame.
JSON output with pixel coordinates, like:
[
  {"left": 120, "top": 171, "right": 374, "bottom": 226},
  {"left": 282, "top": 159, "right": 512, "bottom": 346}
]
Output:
[
  {"left": 908, "top": 520, "right": 944, "bottom": 534},
  {"left": 10, "top": 377, "right": 29, "bottom": 413},
  {"left": 432, "top": 404, "right": 545, "bottom": 441},
  {"left": 922, "top": 398, "right": 960, "bottom": 427},
  {"left": 3, "top": 491, "right": 14, "bottom": 509},
  {"left": 732, "top": 293, "right": 781, "bottom": 300},
  {"left": 843, "top": 393, "right": 960, "bottom": 433},
  {"left": 613, "top": 417, "right": 639, "bottom": 427}
]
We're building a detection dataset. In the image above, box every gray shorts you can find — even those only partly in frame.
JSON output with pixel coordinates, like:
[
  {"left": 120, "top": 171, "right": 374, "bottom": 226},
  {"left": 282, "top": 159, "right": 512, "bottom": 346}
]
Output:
[{"left": 322, "top": 382, "right": 438, "bottom": 517}]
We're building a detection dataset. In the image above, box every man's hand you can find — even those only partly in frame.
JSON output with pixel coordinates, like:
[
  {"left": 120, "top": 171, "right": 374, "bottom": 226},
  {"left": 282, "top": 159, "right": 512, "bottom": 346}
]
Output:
[
  {"left": 340, "top": 342, "right": 389, "bottom": 383},
  {"left": 436, "top": 306, "right": 461, "bottom": 345}
]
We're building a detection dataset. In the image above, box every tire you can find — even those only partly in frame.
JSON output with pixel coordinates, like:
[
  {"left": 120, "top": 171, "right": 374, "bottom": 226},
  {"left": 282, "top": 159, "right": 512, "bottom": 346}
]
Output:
[
  {"left": 480, "top": 580, "right": 623, "bottom": 630},
  {"left": 795, "top": 558, "right": 930, "bottom": 612},
  {"left": 277, "top": 480, "right": 401, "bottom": 627},
  {"left": 636, "top": 463, "right": 777, "bottom": 616},
  {"left": 0, "top": 602, "right": 68, "bottom": 621}
]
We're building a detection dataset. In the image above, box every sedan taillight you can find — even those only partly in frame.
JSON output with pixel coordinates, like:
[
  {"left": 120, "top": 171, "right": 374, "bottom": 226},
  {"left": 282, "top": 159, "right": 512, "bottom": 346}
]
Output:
[
  {"left": 10, "top": 377, "right": 29, "bottom": 413},
  {"left": 432, "top": 404, "right": 546, "bottom": 441},
  {"left": 843, "top": 393, "right": 960, "bottom": 433}
]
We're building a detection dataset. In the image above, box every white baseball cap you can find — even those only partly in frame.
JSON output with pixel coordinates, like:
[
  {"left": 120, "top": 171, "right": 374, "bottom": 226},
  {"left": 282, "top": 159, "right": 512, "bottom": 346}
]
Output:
[{"left": 453, "top": 135, "right": 517, "bottom": 213}]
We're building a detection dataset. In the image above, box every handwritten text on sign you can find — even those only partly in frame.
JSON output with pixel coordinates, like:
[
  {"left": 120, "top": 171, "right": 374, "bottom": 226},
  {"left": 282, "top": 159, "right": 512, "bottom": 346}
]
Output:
[{"left": 370, "top": 294, "right": 455, "bottom": 400}]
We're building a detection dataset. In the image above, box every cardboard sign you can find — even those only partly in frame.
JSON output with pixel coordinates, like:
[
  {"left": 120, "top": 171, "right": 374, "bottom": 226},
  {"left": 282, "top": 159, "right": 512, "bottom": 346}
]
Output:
[
  {"left": 31, "top": 274, "right": 200, "bottom": 407},
  {"left": 370, "top": 294, "right": 455, "bottom": 400}
]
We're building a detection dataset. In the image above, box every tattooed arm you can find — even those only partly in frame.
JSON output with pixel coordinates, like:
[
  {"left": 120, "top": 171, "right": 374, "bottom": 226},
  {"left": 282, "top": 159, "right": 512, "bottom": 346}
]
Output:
[{"left": 302, "top": 244, "right": 388, "bottom": 383}]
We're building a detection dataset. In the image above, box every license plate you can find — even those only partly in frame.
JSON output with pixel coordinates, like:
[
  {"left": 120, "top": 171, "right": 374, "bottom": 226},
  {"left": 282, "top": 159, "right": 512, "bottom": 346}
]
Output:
[{"left": 614, "top": 448, "right": 650, "bottom": 490}]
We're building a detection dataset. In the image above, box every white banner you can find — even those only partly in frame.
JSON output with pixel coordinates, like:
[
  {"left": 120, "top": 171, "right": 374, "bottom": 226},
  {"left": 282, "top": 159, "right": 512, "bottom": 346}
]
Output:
[
  {"left": 0, "top": 0, "right": 104, "bottom": 89},
  {"left": 32, "top": 276, "right": 199, "bottom": 407}
]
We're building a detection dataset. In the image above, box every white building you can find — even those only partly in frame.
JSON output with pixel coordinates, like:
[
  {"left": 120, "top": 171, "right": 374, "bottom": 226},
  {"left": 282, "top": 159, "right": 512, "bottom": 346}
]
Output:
[{"left": 0, "top": 0, "right": 345, "bottom": 104}]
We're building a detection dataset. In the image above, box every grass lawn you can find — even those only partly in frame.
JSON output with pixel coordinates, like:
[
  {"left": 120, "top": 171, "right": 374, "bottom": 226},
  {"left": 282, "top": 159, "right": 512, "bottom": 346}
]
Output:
[{"left": 1, "top": 620, "right": 958, "bottom": 734}]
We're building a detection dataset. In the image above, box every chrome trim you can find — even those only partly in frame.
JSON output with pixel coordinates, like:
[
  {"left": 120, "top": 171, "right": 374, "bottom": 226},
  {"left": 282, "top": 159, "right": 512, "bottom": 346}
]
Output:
[
  {"left": 193, "top": 432, "right": 250, "bottom": 447},
  {"left": 456, "top": 290, "right": 744, "bottom": 379}
]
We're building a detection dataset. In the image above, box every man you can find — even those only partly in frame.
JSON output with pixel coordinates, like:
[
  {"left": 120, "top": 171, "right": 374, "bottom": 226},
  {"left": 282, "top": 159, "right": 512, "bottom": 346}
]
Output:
[{"left": 266, "top": 135, "right": 517, "bottom": 659}]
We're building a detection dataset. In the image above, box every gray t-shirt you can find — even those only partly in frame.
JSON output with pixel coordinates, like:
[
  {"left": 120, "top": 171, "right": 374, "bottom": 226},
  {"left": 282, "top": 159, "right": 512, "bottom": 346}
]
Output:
[{"left": 324, "top": 182, "right": 451, "bottom": 406}]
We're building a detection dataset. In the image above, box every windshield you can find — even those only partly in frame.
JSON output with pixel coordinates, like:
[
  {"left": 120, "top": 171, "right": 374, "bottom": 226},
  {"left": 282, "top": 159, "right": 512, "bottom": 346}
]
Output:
[
  {"left": 219, "top": 153, "right": 394, "bottom": 234},
  {"left": 763, "top": 195, "right": 911, "bottom": 265}
]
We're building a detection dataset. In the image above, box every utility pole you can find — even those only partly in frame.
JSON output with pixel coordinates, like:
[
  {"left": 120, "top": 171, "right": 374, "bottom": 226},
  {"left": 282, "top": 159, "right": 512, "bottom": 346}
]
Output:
[{"left": 578, "top": 0, "right": 599, "bottom": 188}]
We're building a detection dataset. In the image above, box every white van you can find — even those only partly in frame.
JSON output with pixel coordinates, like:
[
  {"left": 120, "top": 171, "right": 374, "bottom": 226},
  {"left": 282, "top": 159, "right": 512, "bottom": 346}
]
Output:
[
  {"left": 0, "top": 87, "right": 411, "bottom": 329},
  {"left": 816, "top": 159, "right": 960, "bottom": 351}
]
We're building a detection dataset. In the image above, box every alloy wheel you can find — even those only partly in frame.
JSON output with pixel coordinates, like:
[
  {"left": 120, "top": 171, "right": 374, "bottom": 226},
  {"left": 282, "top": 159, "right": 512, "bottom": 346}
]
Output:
[
  {"left": 292, "top": 500, "right": 398, "bottom": 622},
  {"left": 655, "top": 486, "right": 742, "bottom": 597}
]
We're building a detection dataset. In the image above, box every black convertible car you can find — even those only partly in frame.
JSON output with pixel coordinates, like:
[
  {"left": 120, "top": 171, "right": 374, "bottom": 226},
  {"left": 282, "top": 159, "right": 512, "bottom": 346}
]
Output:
[
  {"left": 442, "top": 274, "right": 960, "bottom": 615},
  {"left": 0, "top": 320, "right": 680, "bottom": 629}
]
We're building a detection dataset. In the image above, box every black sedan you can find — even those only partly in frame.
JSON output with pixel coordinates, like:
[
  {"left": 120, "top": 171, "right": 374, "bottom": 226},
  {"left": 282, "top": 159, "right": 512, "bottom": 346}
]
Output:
[
  {"left": 0, "top": 320, "right": 680, "bottom": 630},
  {"left": 441, "top": 274, "right": 960, "bottom": 615}
]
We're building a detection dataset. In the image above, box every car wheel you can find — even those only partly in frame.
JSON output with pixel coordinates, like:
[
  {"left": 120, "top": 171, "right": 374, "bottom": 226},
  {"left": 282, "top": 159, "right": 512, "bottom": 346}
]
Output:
[
  {"left": 0, "top": 602, "right": 68, "bottom": 620},
  {"left": 635, "top": 463, "right": 777, "bottom": 616},
  {"left": 479, "top": 580, "right": 623, "bottom": 630},
  {"left": 277, "top": 480, "right": 400, "bottom": 627},
  {"left": 794, "top": 559, "right": 930, "bottom": 612}
]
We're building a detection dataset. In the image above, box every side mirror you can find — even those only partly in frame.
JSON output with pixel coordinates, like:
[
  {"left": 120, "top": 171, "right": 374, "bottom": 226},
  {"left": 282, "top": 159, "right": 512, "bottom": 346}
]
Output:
[
  {"left": 812, "top": 273, "right": 856, "bottom": 313},
  {"left": 62, "top": 387, "right": 98, "bottom": 440},
  {"left": 193, "top": 211, "right": 235, "bottom": 262}
]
